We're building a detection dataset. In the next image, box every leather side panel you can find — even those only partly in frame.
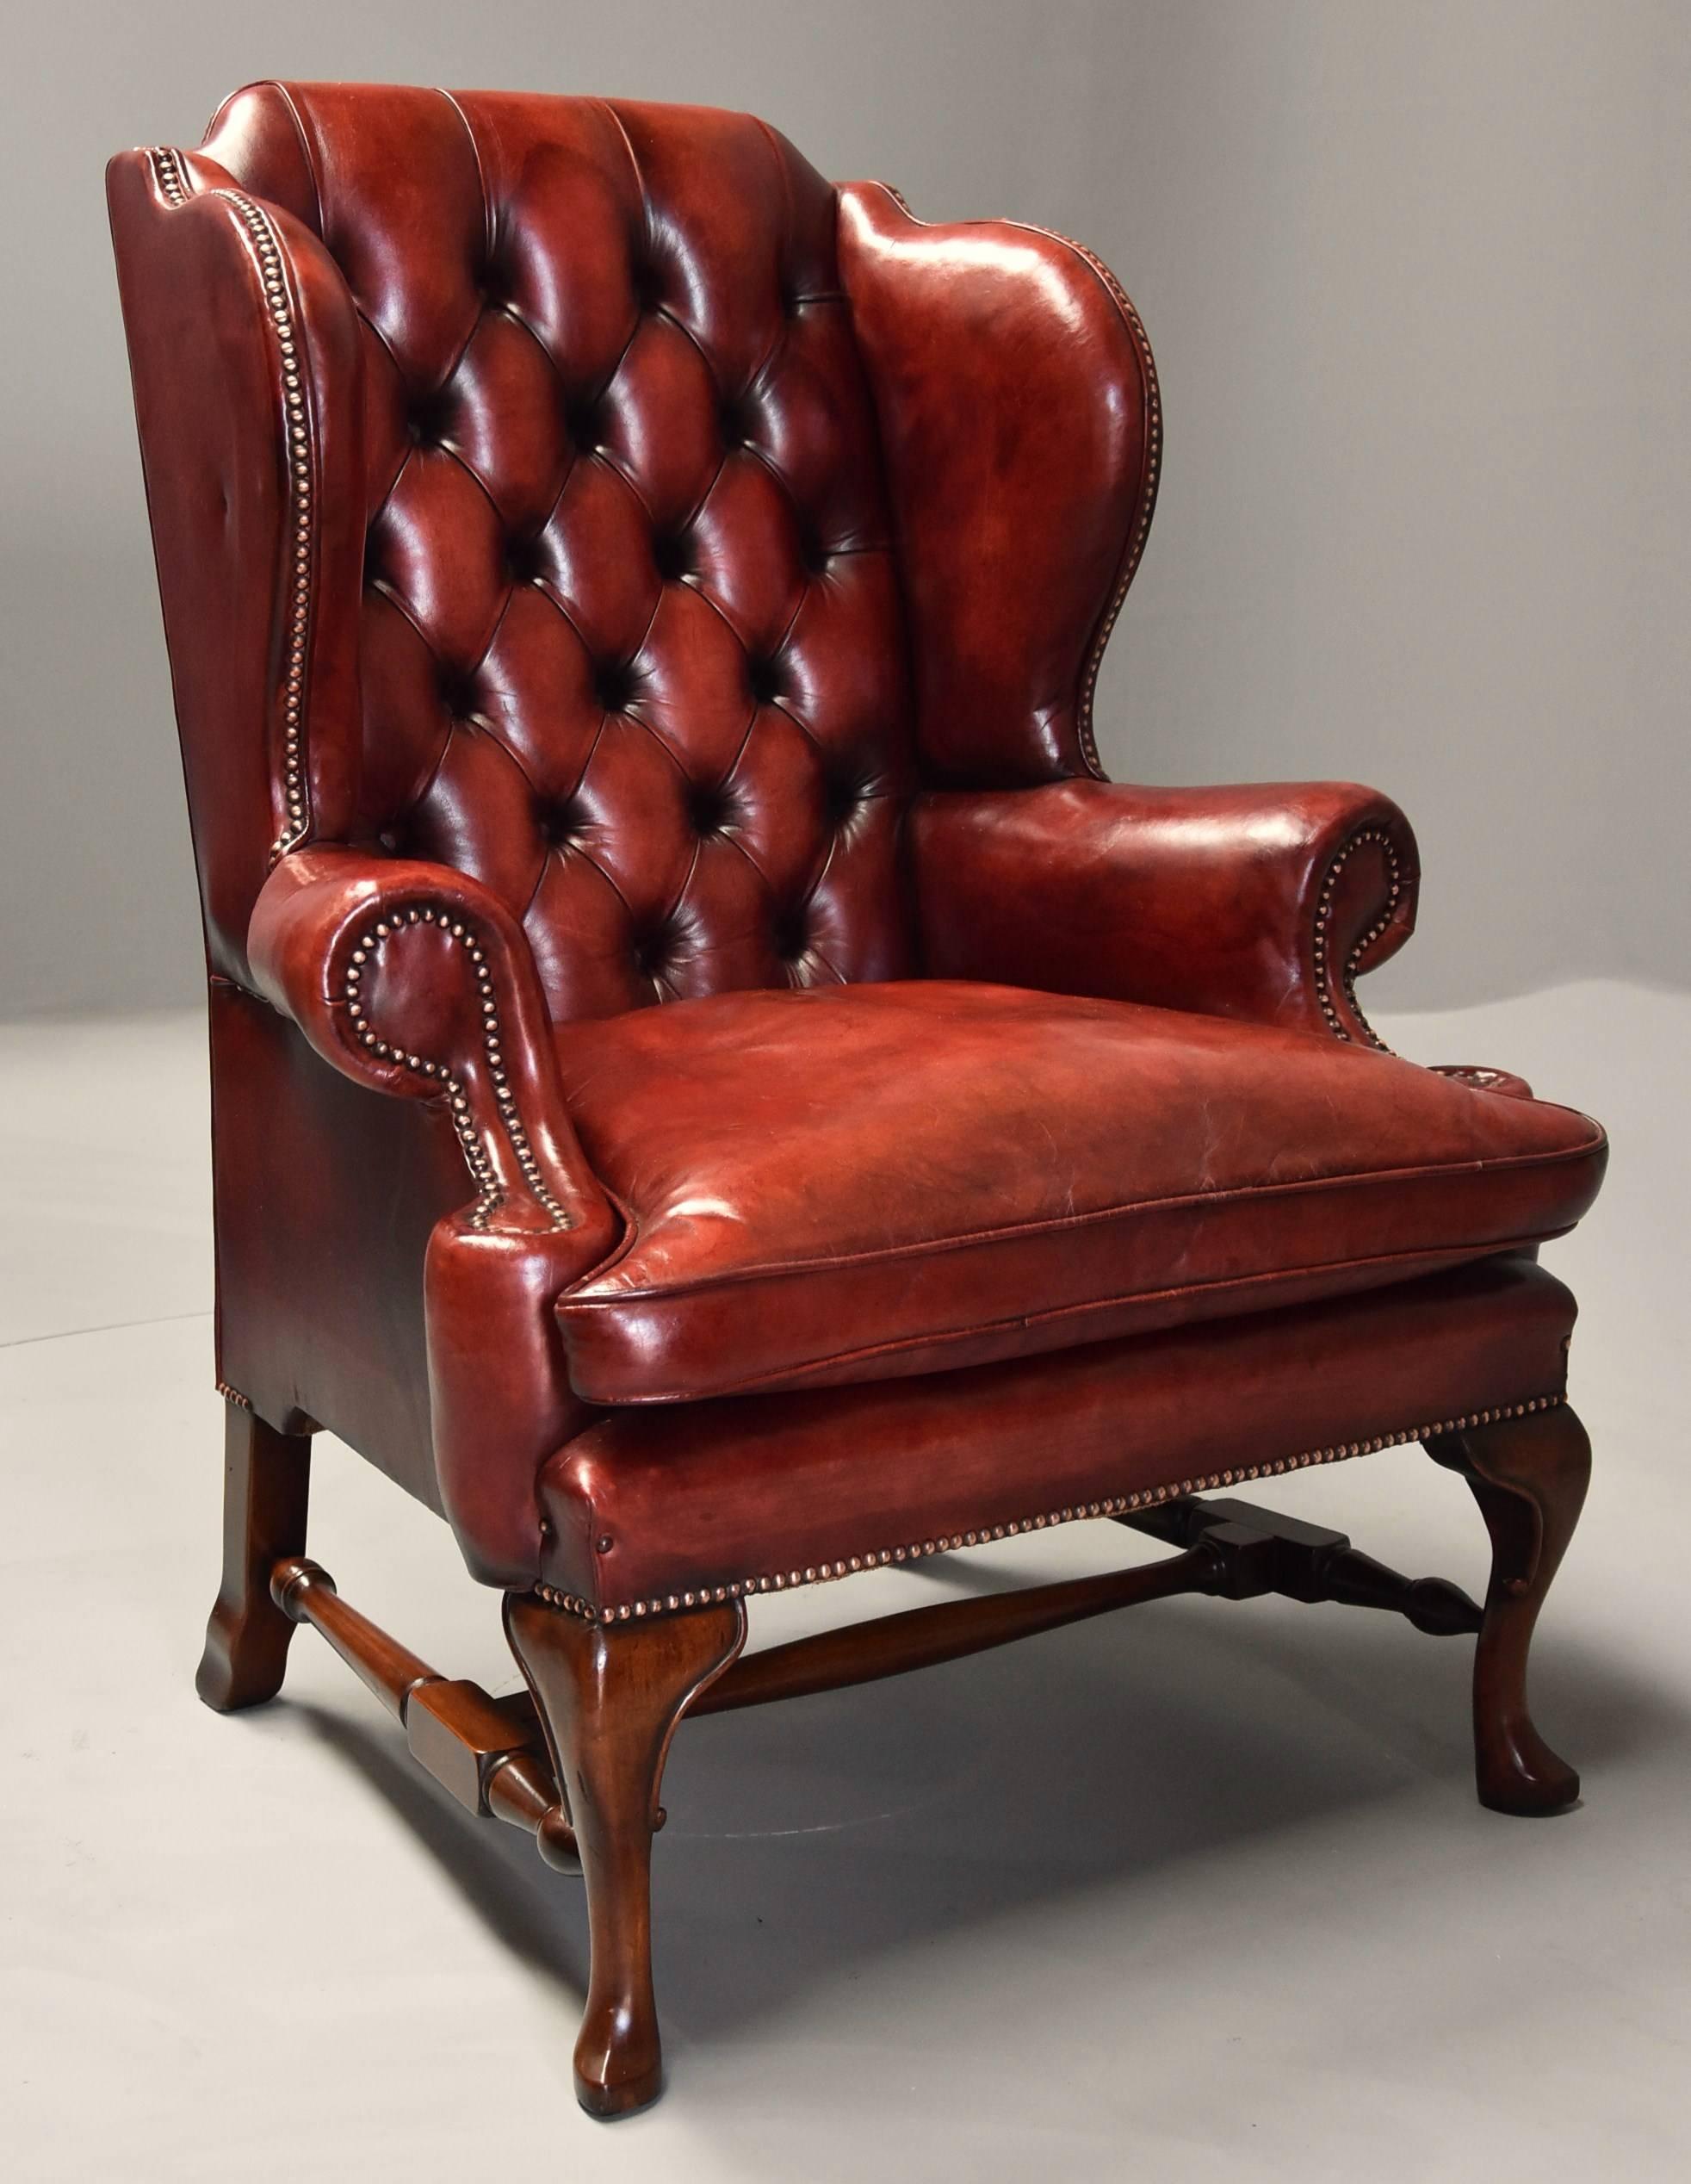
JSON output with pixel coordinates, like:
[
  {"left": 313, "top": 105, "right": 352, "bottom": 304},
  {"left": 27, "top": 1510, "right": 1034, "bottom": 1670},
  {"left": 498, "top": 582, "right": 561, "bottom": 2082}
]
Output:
[{"left": 208, "top": 979, "right": 455, "bottom": 1504}]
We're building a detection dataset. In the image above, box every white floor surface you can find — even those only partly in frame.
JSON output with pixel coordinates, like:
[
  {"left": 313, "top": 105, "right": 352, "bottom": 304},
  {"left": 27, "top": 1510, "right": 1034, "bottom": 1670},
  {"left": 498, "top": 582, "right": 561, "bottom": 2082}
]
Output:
[{"left": 2, "top": 980, "right": 1687, "bottom": 2181}]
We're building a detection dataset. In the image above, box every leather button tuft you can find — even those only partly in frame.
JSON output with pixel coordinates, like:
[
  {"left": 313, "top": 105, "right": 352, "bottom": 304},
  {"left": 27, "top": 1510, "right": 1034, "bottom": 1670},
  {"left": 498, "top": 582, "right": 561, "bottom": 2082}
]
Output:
[
  {"left": 594, "top": 658, "right": 638, "bottom": 712},
  {"left": 718, "top": 396, "right": 753, "bottom": 450},
  {"left": 406, "top": 388, "right": 453, "bottom": 448},
  {"left": 631, "top": 928, "right": 675, "bottom": 980},
  {"left": 746, "top": 655, "right": 784, "bottom": 705},
  {"left": 686, "top": 780, "right": 731, "bottom": 837},
  {"left": 771, "top": 905, "right": 810, "bottom": 961},
  {"left": 823, "top": 772, "right": 867, "bottom": 829},
  {"left": 651, "top": 530, "right": 693, "bottom": 583},
  {"left": 539, "top": 796, "right": 585, "bottom": 850},
  {"left": 505, "top": 532, "right": 545, "bottom": 586},
  {"left": 629, "top": 257, "right": 664, "bottom": 313},
  {"left": 437, "top": 665, "right": 480, "bottom": 720},
  {"left": 563, "top": 393, "right": 604, "bottom": 452}
]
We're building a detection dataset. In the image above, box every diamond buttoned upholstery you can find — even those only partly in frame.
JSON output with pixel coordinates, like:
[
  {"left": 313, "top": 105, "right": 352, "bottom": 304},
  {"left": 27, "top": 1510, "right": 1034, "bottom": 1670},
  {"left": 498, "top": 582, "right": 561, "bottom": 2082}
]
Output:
[{"left": 195, "top": 84, "right": 916, "bottom": 1022}]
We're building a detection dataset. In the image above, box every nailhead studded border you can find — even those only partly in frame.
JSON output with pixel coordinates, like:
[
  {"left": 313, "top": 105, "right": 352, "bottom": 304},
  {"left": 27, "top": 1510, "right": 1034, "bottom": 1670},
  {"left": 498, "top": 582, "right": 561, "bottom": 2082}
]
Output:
[
  {"left": 149, "top": 148, "right": 313, "bottom": 866},
  {"left": 532, "top": 1393, "right": 1562, "bottom": 1621},
  {"left": 344, "top": 907, "right": 571, "bottom": 1232},
  {"left": 1313, "top": 825, "right": 1404, "bottom": 1051},
  {"left": 151, "top": 146, "right": 190, "bottom": 206},
  {"left": 215, "top": 1381, "right": 253, "bottom": 1410},
  {"left": 1032, "top": 229, "right": 1163, "bottom": 780}
]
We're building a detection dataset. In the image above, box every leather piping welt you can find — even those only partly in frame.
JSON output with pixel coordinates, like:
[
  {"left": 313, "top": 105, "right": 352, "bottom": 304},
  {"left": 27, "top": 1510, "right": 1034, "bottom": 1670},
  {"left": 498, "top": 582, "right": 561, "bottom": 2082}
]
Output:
[
  {"left": 344, "top": 907, "right": 571, "bottom": 1232},
  {"left": 1314, "top": 824, "right": 1403, "bottom": 1051},
  {"left": 534, "top": 1393, "right": 1563, "bottom": 1621},
  {"left": 150, "top": 147, "right": 313, "bottom": 863}
]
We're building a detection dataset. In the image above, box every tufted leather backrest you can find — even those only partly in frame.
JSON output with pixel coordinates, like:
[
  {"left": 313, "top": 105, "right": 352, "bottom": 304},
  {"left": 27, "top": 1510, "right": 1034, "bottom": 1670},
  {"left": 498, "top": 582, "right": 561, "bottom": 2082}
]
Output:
[{"left": 191, "top": 83, "right": 917, "bottom": 1019}]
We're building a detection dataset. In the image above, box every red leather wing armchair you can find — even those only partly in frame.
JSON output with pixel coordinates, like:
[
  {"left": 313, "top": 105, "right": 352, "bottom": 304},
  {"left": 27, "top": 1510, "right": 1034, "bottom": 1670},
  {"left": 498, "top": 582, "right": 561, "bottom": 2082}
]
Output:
[{"left": 109, "top": 84, "right": 1607, "bottom": 2118}]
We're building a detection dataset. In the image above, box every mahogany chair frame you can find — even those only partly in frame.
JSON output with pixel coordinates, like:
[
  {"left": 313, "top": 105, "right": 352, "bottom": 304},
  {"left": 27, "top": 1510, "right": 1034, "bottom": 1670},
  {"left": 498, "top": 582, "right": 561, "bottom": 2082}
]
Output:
[{"left": 205, "top": 1392, "right": 1589, "bottom": 2116}]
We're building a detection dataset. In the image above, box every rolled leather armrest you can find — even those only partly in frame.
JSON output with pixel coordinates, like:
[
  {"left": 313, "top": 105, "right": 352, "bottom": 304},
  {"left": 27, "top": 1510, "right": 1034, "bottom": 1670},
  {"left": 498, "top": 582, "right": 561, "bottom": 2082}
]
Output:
[
  {"left": 248, "top": 844, "right": 618, "bottom": 1252},
  {"left": 913, "top": 779, "right": 1420, "bottom": 1045},
  {"left": 249, "top": 846, "right": 619, "bottom": 1584}
]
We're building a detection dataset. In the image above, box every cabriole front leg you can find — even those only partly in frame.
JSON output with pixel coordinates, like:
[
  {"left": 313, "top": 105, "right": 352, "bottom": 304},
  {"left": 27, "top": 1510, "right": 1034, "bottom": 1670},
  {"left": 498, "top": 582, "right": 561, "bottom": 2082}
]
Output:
[
  {"left": 1427, "top": 1403, "right": 1591, "bottom": 1816},
  {"left": 504, "top": 1593, "right": 746, "bottom": 2118},
  {"left": 196, "top": 1399, "right": 313, "bottom": 1711}
]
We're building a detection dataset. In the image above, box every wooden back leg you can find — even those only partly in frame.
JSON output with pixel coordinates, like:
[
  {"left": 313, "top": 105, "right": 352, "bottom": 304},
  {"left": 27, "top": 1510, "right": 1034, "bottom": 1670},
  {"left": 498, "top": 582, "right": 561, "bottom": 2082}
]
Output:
[
  {"left": 505, "top": 1594, "right": 746, "bottom": 2118},
  {"left": 1427, "top": 1403, "right": 1591, "bottom": 1815},
  {"left": 195, "top": 1400, "right": 313, "bottom": 1712}
]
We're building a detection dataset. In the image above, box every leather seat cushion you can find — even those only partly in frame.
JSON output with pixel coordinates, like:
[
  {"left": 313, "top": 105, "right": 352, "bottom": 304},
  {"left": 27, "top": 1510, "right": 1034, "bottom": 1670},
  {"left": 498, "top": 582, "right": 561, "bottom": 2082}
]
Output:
[{"left": 553, "top": 981, "right": 1605, "bottom": 1404}]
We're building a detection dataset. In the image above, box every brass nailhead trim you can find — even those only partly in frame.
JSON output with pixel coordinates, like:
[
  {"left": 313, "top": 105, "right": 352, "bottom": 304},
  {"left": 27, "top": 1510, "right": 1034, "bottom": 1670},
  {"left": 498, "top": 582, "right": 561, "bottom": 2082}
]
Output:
[
  {"left": 1047, "top": 233, "right": 1163, "bottom": 779},
  {"left": 1313, "top": 824, "right": 1403, "bottom": 1052},
  {"left": 150, "top": 149, "right": 313, "bottom": 866},
  {"left": 152, "top": 146, "right": 190, "bottom": 206},
  {"left": 344, "top": 909, "right": 570, "bottom": 1233},
  {"left": 533, "top": 1394, "right": 1563, "bottom": 1622},
  {"left": 215, "top": 1381, "right": 253, "bottom": 1411}
]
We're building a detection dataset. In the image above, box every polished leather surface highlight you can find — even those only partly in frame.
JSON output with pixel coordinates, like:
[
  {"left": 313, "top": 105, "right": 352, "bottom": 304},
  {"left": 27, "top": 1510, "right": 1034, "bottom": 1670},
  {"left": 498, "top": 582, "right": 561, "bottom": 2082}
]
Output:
[
  {"left": 110, "top": 84, "right": 1610, "bottom": 1598},
  {"left": 837, "top": 182, "right": 1158, "bottom": 785},
  {"left": 538, "top": 1259, "right": 1578, "bottom": 1610},
  {"left": 554, "top": 982, "right": 1604, "bottom": 1403}
]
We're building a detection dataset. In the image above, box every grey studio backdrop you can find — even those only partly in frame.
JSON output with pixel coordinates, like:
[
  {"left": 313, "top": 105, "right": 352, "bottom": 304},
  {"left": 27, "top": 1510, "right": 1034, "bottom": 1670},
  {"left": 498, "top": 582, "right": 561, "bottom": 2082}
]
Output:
[{"left": 4, "top": 0, "right": 1685, "bottom": 1021}]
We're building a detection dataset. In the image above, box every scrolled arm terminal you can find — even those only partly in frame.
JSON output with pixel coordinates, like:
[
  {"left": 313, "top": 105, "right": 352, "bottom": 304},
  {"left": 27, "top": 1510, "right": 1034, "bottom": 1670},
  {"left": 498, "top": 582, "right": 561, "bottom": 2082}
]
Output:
[{"left": 249, "top": 844, "right": 617, "bottom": 1250}]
